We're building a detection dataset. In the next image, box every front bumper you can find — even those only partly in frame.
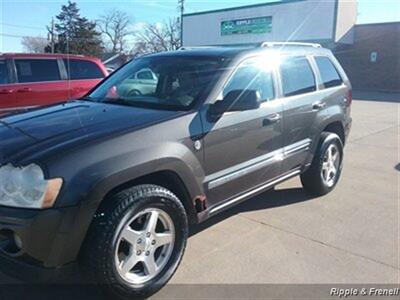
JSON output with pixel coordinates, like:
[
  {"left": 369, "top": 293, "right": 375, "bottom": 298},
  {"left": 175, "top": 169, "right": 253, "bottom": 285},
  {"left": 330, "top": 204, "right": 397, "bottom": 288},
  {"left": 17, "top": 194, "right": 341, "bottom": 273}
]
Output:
[
  {"left": 0, "top": 205, "right": 81, "bottom": 281},
  {"left": 0, "top": 250, "right": 77, "bottom": 282}
]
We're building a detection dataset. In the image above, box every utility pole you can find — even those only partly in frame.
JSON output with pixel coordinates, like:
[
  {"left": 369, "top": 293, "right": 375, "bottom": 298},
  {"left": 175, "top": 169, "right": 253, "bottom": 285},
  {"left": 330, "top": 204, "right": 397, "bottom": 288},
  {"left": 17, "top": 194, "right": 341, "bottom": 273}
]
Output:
[
  {"left": 50, "top": 17, "right": 55, "bottom": 53},
  {"left": 178, "top": 0, "right": 185, "bottom": 47}
]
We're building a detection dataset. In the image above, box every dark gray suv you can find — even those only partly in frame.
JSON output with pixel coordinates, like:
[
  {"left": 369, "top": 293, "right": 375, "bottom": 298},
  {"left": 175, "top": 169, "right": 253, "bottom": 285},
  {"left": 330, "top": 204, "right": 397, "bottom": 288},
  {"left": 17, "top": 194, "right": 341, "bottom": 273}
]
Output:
[{"left": 0, "top": 42, "right": 352, "bottom": 299}]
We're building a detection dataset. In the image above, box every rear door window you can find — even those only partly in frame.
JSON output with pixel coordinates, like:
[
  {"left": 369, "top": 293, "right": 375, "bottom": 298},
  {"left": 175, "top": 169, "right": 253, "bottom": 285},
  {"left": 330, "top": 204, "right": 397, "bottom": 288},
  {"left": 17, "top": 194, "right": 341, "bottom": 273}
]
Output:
[
  {"left": 63, "top": 59, "right": 104, "bottom": 80},
  {"left": 15, "top": 59, "right": 61, "bottom": 83},
  {"left": 280, "top": 56, "right": 316, "bottom": 97},
  {"left": 315, "top": 56, "right": 343, "bottom": 88},
  {"left": 0, "top": 60, "right": 9, "bottom": 84}
]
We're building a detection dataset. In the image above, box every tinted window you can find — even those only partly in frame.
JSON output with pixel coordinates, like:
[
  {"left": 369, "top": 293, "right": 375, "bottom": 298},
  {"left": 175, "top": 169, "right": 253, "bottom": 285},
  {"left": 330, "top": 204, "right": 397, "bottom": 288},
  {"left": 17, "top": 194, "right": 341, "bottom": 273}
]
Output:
[
  {"left": 89, "top": 56, "right": 225, "bottom": 110},
  {"left": 63, "top": 59, "right": 104, "bottom": 80},
  {"left": 15, "top": 59, "right": 61, "bottom": 83},
  {"left": 0, "top": 61, "right": 9, "bottom": 84},
  {"left": 223, "top": 59, "right": 275, "bottom": 102},
  {"left": 315, "top": 56, "right": 343, "bottom": 88},
  {"left": 280, "top": 56, "right": 316, "bottom": 97}
]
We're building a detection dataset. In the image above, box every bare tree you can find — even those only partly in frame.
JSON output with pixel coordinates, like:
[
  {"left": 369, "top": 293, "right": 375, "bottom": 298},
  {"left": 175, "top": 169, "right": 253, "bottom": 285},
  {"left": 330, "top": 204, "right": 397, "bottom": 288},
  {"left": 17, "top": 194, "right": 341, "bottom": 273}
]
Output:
[
  {"left": 98, "top": 9, "right": 132, "bottom": 53},
  {"left": 132, "top": 18, "right": 180, "bottom": 56},
  {"left": 21, "top": 36, "right": 47, "bottom": 53}
]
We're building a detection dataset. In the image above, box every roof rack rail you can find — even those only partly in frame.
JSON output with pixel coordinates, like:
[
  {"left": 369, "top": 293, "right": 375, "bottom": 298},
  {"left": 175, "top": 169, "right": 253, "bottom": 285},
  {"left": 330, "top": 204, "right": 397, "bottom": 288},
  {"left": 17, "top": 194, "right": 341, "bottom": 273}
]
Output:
[
  {"left": 260, "top": 42, "right": 322, "bottom": 48},
  {"left": 179, "top": 46, "right": 219, "bottom": 50}
]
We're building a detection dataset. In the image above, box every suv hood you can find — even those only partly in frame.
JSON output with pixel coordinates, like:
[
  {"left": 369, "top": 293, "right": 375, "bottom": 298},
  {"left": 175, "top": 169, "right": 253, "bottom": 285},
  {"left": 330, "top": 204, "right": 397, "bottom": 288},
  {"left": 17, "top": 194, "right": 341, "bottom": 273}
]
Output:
[{"left": 0, "top": 100, "right": 183, "bottom": 163}]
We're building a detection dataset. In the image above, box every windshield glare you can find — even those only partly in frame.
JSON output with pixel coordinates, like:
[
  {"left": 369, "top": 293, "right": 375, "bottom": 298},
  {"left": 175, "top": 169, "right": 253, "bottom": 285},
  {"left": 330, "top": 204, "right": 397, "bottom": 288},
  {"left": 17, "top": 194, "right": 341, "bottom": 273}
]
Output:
[{"left": 89, "top": 56, "right": 227, "bottom": 110}]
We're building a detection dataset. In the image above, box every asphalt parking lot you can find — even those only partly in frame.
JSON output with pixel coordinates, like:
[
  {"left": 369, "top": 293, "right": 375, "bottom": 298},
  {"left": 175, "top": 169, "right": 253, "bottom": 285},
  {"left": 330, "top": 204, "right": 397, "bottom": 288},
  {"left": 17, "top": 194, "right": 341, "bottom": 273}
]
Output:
[{"left": 0, "top": 92, "right": 399, "bottom": 299}]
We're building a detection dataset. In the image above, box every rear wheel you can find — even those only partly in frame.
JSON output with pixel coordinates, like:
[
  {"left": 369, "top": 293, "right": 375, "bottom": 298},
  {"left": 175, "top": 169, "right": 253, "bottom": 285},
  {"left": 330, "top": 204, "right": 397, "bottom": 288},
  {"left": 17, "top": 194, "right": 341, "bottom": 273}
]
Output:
[
  {"left": 301, "top": 133, "right": 343, "bottom": 196},
  {"left": 81, "top": 184, "right": 188, "bottom": 299}
]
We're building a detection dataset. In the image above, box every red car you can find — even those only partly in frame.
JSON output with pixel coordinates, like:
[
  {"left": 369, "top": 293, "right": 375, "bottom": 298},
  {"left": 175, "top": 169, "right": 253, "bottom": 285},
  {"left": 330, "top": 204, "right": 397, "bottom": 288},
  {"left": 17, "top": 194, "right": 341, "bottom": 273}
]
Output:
[{"left": 0, "top": 53, "right": 108, "bottom": 114}]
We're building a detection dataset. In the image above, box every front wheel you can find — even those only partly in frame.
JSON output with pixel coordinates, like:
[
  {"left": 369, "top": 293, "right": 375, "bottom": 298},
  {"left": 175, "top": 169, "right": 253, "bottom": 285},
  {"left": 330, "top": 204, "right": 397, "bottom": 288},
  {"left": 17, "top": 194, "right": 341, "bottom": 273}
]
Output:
[
  {"left": 81, "top": 184, "right": 188, "bottom": 299},
  {"left": 300, "top": 133, "right": 343, "bottom": 196}
]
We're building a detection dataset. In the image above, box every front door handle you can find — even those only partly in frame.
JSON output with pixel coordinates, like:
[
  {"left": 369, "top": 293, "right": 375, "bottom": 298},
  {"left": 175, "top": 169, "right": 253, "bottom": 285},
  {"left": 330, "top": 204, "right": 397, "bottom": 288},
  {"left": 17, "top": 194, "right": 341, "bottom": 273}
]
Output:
[
  {"left": 263, "top": 113, "right": 281, "bottom": 126},
  {"left": 17, "top": 88, "right": 32, "bottom": 93},
  {"left": 312, "top": 101, "right": 326, "bottom": 110}
]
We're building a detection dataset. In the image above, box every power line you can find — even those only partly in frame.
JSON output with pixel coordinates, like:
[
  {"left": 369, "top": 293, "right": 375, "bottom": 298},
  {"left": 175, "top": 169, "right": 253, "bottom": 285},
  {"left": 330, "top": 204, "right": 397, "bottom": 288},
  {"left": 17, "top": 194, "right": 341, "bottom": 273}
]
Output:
[
  {"left": 0, "top": 22, "right": 44, "bottom": 31},
  {"left": 0, "top": 33, "right": 47, "bottom": 39}
]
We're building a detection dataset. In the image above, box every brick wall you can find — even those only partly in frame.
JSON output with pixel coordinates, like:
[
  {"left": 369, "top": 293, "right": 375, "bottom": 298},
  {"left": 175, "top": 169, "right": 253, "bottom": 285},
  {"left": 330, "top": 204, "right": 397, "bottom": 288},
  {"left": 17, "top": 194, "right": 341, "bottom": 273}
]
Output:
[{"left": 334, "top": 22, "right": 400, "bottom": 92}]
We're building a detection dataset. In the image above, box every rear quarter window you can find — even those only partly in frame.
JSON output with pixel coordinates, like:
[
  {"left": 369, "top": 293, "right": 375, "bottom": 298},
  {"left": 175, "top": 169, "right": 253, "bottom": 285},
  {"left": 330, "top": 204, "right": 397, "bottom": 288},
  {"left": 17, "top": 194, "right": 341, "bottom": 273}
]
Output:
[
  {"left": 63, "top": 59, "right": 104, "bottom": 80},
  {"left": 15, "top": 59, "right": 61, "bottom": 83},
  {"left": 314, "top": 56, "right": 343, "bottom": 88},
  {"left": 280, "top": 56, "right": 316, "bottom": 97}
]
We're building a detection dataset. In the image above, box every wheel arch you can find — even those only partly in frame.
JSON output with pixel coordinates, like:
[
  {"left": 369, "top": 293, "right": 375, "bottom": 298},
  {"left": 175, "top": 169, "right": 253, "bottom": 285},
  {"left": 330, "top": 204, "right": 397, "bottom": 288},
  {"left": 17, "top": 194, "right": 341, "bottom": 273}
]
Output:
[
  {"left": 306, "top": 117, "right": 345, "bottom": 167},
  {"left": 98, "top": 170, "right": 199, "bottom": 225},
  {"left": 59, "top": 157, "right": 203, "bottom": 266},
  {"left": 322, "top": 121, "right": 345, "bottom": 145}
]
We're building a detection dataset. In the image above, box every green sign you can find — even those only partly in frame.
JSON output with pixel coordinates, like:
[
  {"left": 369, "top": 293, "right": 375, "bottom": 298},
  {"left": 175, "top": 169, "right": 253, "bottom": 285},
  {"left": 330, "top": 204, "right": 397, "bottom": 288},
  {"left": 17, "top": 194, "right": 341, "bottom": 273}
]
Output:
[{"left": 221, "top": 16, "right": 272, "bottom": 36}]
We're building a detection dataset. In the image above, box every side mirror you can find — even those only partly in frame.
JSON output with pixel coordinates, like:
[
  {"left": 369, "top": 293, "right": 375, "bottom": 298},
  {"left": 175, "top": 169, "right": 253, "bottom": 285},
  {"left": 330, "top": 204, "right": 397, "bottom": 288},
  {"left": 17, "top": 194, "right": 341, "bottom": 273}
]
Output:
[{"left": 210, "top": 90, "right": 261, "bottom": 116}]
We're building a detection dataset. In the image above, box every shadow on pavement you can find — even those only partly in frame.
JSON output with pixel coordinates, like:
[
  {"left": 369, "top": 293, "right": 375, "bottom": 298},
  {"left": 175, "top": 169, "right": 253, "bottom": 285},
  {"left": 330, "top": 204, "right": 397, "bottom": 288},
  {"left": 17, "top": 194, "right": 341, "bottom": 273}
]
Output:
[
  {"left": 353, "top": 90, "right": 399, "bottom": 103},
  {"left": 0, "top": 187, "right": 315, "bottom": 300},
  {"left": 190, "top": 187, "right": 315, "bottom": 236},
  {"left": 0, "top": 284, "right": 107, "bottom": 300}
]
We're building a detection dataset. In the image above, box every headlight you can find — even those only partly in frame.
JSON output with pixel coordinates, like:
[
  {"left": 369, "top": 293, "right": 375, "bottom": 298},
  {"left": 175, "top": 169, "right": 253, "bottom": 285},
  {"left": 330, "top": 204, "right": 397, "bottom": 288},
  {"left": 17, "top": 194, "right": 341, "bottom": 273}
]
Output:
[{"left": 0, "top": 164, "right": 62, "bottom": 209}]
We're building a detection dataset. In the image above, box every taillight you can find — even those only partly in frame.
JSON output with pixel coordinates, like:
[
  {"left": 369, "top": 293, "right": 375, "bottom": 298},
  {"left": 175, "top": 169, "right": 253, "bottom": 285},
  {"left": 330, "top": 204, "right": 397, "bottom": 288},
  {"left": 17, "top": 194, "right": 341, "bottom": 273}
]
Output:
[{"left": 346, "top": 89, "right": 353, "bottom": 106}]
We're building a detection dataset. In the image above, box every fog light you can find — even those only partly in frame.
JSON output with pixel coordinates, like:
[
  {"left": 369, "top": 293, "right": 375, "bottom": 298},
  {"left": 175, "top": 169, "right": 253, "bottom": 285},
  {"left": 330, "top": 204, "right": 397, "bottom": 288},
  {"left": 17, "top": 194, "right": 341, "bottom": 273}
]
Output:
[{"left": 0, "top": 229, "right": 22, "bottom": 255}]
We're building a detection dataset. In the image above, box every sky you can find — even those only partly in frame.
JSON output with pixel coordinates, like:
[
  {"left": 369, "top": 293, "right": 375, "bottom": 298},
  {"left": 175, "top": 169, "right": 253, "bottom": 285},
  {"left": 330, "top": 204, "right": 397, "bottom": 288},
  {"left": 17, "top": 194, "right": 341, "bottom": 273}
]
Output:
[{"left": 1, "top": 0, "right": 399, "bottom": 52}]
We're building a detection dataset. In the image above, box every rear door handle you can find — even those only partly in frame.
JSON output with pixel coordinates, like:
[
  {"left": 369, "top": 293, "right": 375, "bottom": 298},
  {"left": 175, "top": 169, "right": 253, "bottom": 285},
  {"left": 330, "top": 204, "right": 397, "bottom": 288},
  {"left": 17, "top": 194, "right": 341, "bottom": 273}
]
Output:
[
  {"left": 0, "top": 89, "right": 14, "bottom": 94},
  {"left": 312, "top": 101, "right": 326, "bottom": 110},
  {"left": 263, "top": 113, "right": 281, "bottom": 126},
  {"left": 17, "top": 88, "right": 32, "bottom": 93}
]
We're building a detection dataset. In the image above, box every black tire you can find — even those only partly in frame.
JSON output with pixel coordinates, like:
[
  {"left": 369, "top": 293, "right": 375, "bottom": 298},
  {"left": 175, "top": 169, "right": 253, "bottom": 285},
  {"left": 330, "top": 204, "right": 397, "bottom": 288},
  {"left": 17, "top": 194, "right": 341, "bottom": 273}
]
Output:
[
  {"left": 81, "top": 184, "right": 188, "bottom": 299},
  {"left": 300, "top": 132, "right": 344, "bottom": 196}
]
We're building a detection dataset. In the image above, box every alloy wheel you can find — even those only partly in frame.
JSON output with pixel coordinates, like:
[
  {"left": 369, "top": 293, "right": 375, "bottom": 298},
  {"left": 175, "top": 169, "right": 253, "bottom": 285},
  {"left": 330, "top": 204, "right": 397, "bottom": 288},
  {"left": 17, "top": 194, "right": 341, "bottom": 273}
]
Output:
[
  {"left": 321, "top": 143, "right": 340, "bottom": 187},
  {"left": 114, "top": 208, "right": 175, "bottom": 284}
]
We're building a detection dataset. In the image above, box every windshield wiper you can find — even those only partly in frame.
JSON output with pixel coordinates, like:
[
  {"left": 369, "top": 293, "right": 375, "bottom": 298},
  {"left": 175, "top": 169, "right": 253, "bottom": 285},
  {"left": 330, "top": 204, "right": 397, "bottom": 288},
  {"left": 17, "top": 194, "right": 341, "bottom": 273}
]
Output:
[
  {"left": 102, "top": 98, "right": 136, "bottom": 106},
  {"left": 79, "top": 96, "right": 95, "bottom": 102}
]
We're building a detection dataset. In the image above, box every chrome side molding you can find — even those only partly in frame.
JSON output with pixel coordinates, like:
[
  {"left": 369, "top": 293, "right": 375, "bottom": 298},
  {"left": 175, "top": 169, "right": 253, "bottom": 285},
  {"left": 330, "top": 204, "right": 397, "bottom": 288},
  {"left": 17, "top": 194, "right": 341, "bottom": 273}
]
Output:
[{"left": 209, "top": 169, "right": 301, "bottom": 215}]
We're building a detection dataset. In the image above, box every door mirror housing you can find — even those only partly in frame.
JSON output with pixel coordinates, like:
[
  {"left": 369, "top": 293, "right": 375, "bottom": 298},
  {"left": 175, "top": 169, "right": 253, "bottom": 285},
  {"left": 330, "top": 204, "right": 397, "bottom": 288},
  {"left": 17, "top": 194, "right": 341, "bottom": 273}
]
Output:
[{"left": 210, "top": 90, "right": 261, "bottom": 115}]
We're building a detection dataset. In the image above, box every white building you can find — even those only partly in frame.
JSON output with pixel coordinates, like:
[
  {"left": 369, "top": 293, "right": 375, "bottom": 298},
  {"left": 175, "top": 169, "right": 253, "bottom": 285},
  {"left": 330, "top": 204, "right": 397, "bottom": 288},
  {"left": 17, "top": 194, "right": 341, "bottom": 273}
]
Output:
[{"left": 182, "top": 0, "right": 357, "bottom": 48}]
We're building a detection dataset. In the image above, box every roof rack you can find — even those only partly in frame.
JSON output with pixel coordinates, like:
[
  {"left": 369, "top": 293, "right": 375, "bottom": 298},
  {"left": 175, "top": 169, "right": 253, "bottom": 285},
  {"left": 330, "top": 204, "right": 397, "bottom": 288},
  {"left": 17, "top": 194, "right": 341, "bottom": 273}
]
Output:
[
  {"left": 179, "top": 46, "right": 219, "bottom": 50},
  {"left": 260, "top": 42, "right": 322, "bottom": 48}
]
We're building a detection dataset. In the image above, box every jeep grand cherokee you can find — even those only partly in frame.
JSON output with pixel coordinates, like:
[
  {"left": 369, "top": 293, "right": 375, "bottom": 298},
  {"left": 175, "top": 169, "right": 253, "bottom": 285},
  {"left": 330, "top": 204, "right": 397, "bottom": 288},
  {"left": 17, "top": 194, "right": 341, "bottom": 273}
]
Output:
[{"left": 0, "top": 43, "right": 352, "bottom": 299}]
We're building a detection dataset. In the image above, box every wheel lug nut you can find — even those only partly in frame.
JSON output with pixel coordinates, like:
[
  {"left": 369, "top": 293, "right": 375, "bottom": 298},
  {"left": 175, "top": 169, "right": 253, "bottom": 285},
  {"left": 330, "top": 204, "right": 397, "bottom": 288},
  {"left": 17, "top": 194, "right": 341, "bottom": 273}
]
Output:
[
  {"left": 145, "top": 251, "right": 150, "bottom": 256},
  {"left": 136, "top": 250, "right": 142, "bottom": 255},
  {"left": 146, "top": 232, "right": 151, "bottom": 237},
  {"left": 137, "top": 239, "right": 142, "bottom": 244},
  {"left": 151, "top": 240, "right": 156, "bottom": 245}
]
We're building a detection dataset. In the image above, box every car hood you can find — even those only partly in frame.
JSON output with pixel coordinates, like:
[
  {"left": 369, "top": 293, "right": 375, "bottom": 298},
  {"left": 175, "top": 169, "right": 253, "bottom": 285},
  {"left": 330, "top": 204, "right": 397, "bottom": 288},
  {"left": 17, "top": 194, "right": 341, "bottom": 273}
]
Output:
[{"left": 0, "top": 100, "right": 183, "bottom": 163}]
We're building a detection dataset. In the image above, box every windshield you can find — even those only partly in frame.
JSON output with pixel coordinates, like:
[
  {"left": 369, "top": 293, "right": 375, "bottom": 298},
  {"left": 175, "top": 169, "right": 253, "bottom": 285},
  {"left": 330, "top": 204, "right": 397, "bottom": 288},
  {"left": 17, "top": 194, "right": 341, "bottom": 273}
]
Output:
[{"left": 88, "top": 56, "right": 227, "bottom": 110}]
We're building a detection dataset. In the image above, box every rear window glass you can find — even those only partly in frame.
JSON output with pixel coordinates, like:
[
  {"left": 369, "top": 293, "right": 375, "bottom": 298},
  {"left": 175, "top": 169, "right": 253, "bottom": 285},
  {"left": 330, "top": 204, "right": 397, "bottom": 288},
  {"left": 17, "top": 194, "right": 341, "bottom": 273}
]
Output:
[
  {"left": 15, "top": 59, "right": 61, "bottom": 83},
  {"left": 0, "top": 61, "right": 9, "bottom": 84},
  {"left": 315, "top": 56, "right": 343, "bottom": 88},
  {"left": 63, "top": 59, "right": 104, "bottom": 80},
  {"left": 280, "top": 56, "right": 316, "bottom": 97},
  {"left": 136, "top": 70, "right": 154, "bottom": 80}
]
